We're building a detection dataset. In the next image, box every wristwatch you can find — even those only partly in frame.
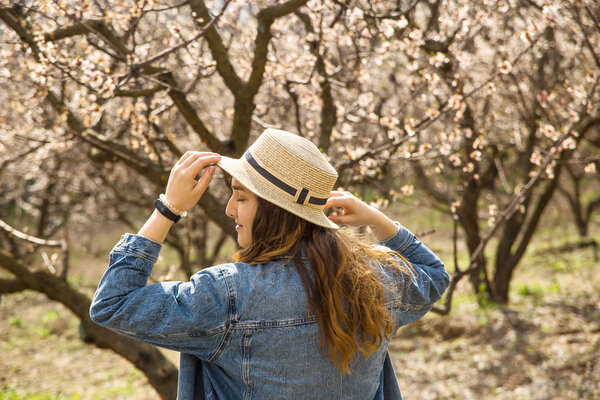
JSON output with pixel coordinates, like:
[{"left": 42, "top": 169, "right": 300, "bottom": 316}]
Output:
[{"left": 154, "top": 199, "right": 181, "bottom": 223}]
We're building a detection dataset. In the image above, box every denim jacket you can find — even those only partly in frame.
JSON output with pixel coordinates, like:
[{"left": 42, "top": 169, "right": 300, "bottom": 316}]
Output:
[{"left": 90, "top": 223, "right": 449, "bottom": 399}]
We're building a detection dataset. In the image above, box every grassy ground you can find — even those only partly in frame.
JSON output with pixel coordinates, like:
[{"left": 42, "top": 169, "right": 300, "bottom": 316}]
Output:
[{"left": 0, "top": 204, "right": 598, "bottom": 399}]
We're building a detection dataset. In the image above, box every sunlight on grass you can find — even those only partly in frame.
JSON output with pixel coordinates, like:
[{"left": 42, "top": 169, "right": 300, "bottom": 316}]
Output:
[
  {"left": 87, "top": 367, "right": 147, "bottom": 400},
  {"left": 41, "top": 310, "right": 60, "bottom": 325},
  {"left": 97, "top": 381, "right": 137, "bottom": 399},
  {"left": 0, "top": 390, "right": 80, "bottom": 400}
]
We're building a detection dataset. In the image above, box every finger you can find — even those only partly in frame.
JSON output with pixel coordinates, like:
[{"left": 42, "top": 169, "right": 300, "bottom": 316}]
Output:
[
  {"left": 328, "top": 191, "right": 346, "bottom": 198},
  {"left": 327, "top": 214, "right": 352, "bottom": 225},
  {"left": 181, "top": 152, "right": 220, "bottom": 169},
  {"left": 176, "top": 151, "right": 193, "bottom": 165},
  {"left": 324, "top": 196, "right": 353, "bottom": 209},
  {"left": 176, "top": 151, "right": 206, "bottom": 167},
  {"left": 188, "top": 154, "right": 222, "bottom": 175},
  {"left": 180, "top": 152, "right": 216, "bottom": 169},
  {"left": 192, "top": 165, "right": 215, "bottom": 196}
]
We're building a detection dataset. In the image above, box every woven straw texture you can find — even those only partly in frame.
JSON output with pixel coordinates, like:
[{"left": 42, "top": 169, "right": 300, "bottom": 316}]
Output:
[{"left": 217, "top": 129, "right": 339, "bottom": 229}]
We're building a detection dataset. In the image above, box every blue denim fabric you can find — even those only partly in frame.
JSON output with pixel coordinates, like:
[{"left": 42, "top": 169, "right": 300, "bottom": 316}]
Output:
[{"left": 90, "top": 222, "right": 449, "bottom": 399}]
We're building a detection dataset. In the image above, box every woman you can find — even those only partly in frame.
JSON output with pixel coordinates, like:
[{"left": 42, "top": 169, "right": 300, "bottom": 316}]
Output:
[{"left": 90, "top": 129, "right": 449, "bottom": 399}]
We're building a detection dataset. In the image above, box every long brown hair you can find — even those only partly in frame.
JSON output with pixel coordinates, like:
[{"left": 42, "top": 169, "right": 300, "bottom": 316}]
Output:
[{"left": 234, "top": 197, "right": 413, "bottom": 374}]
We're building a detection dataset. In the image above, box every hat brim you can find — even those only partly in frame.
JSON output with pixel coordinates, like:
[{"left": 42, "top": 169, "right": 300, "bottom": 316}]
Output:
[{"left": 217, "top": 156, "right": 339, "bottom": 230}]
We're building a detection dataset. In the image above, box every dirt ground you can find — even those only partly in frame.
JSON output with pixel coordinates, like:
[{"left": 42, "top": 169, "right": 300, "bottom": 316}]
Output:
[
  {"left": 390, "top": 274, "right": 600, "bottom": 399},
  {"left": 1, "top": 219, "right": 599, "bottom": 399}
]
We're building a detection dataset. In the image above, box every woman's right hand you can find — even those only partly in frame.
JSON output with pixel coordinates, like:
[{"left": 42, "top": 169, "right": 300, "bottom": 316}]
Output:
[
  {"left": 324, "top": 191, "right": 399, "bottom": 241},
  {"left": 164, "top": 151, "right": 222, "bottom": 212}
]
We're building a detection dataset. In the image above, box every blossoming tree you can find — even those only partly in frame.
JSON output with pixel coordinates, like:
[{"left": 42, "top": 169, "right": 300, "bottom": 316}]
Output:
[{"left": 1, "top": 0, "right": 599, "bottom": 397}]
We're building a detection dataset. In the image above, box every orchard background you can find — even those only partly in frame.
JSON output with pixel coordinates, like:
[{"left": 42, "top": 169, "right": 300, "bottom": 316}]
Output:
[{"left": 0, "top": 0, "right": 598, "bottom": 399}]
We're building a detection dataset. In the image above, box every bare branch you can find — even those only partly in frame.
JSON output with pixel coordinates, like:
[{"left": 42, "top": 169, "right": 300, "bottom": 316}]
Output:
[
  {"left": 0, "top": 218, "right": 64, "bottom": 248},
  {"left": 0, "top": 217, "right": 69, "bottom": 279},
  {"left": 114, "top": 85, "right": 165, "bottom": 97},
  {"left": 0, "top": 141, "right": 47, "bottom": 171}
]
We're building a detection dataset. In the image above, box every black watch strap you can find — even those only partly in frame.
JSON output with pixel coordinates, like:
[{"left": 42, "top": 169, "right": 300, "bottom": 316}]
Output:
[{"left": 154, "top": 199, "right": 181, "bottom": 223}]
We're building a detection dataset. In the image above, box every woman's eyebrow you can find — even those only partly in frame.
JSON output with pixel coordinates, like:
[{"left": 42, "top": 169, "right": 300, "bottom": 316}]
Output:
[{"left": 232, "top": 185, "right": 246, "bottom": 192}]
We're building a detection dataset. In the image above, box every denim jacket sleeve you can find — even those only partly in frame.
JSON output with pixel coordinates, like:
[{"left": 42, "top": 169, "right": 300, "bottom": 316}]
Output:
[
  {"left": 89, "top": 233, "right": 232, "bottom": 359},
  {"left": 377, "top": 222, "right": 449, "bottom": 328}
]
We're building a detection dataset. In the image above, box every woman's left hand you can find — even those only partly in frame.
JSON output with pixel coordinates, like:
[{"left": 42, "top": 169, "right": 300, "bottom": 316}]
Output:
[
  {"left": 324, "top": 191, "right": 382, "bottom": 227},
  {"left": 164, "top": 152, "right": 222, "bottom": 212},
  {"left": 325, "top": 190, "right": 399, "bottom": 241}
]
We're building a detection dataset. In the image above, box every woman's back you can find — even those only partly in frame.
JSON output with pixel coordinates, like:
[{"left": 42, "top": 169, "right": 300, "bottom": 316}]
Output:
[{"left": 193, "top": 258, "right": 389, "bottom": 399}]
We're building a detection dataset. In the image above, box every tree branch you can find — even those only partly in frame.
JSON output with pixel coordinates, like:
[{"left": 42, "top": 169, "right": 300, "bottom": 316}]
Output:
[
  {"left": 48, "top": 2, "right": 130, "bottom": 58},
  {"left": 573, "top": 3, "right": 600, "bottom": 69},
  {"left": 188, "top": 0, "right": 244, "bottom": 94},
  {"left": 230, "top": 0, "right": 309, "bottom": 154},
  {"left": 43, "top": 90, "right": 164, "bottom": 182},
  {"left": 0, "top": 218, "right": 64, "bottom": 248},
  {"left": 295, "top": 10, "right": 337, "bottom": 153},
  {"left": 248, "top": 0, "right": 309, "bottom": 96},
  {"left": 0, "top": 278, "right": 28, "bottom": 294},
  {"left": 3, "top": 5, "right": 227, "bottom": 157},
  {"left": 362, "top": 0, "right": 421, "bottom": 19},
  {"left": 132, "top": 0, "right": 232, "bottom": 70},
  {"left": 155, "top": 70, "right": 229, "bottom": 154},
  {"left": 410, "top": 160, "right": 451, "bottom": 204},
  {"left": 0, "top": 141, "right": 47, "bottom": 171},
  {"left": 114, "top": 85, "right": 165, "bottom": 97}
]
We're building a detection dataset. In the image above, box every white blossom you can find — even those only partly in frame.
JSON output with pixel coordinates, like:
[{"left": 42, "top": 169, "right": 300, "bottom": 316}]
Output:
[
  {"left": 584, "top": 163, "right": 597, "bottom": 174},
  {"left": 498, "top": 60, "right": 512, "bottom": 74}
]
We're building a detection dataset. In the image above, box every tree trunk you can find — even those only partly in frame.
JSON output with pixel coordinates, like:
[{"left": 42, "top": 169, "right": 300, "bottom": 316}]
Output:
[
  {"left": 458, "top": 179, "right": 488, "bottom": 296},
  {"left": 493, "top": 171, "right": 561, "bottom": 302},
  {"left": 491, "top": 259, "right": 515, "bottom": 304}
]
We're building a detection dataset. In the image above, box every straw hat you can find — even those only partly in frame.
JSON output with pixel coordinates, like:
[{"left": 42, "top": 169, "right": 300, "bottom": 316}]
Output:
[{"left": 217, "top": 129, "right": 339, "bottom": 229}]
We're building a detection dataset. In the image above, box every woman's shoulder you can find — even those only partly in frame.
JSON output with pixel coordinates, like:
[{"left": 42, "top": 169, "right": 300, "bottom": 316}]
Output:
[
  {"left": 195, "top": 259, "right": 289, "bottom": 280},
  {"left": 191, "top": 261, "right": 248, "bottom": 279},
  {"left": 197, "top": 259, "right": 308, "bottom": 320}
]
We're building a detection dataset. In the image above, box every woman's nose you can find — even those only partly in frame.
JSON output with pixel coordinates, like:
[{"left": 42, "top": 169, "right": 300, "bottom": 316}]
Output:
[{"left": 225, "top": 196, "right": 235, "bottom": 218}]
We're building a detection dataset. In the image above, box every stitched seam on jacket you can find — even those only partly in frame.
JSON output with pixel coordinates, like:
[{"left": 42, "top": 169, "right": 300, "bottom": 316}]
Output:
[
  {"left": 396, "top": 230, "right": 414, "bottom": 253},
  {"left": 208, "top": 266, "right": 237, "bottom": 362},
  {"left": 111, "top": 249, "right": 157, "bottom": 265},
  {"left": 117, "top": 325, "right": 228, "bottom": 338},
  {"left": 243, "top": 329, "right": 253, "bottom": 400},
  {"left": 233, "top": 315, "right": 318, "bottom": 329}
]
